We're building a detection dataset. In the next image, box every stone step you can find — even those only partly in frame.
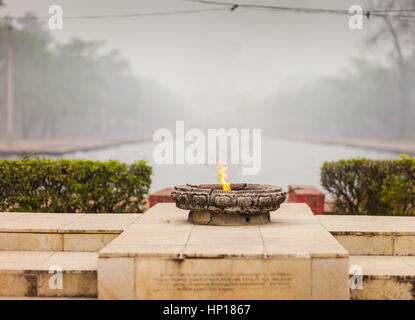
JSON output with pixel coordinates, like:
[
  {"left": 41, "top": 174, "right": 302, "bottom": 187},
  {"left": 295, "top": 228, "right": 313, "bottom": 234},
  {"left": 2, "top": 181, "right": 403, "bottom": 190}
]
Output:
[
  {"left": 0, "top": 212, "right": 141, "bottom": 251},
  {"left": 350, "top": 256, "right": 415, "bottom": 300},
  {"left": 318, "top": 215, "right": 415, "bottom": 255},
  {"left": 0, "top": 251, "right": 97, "bottom": 298},
  {"left": 98, "top": 203, "right": 350, "bottom": 300}
]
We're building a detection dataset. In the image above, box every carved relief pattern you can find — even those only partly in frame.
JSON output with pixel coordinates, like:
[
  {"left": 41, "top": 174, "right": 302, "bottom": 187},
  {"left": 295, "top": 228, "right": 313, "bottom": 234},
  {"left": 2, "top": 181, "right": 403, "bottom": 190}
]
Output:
[{"left": 171, "top": 184, "right": 286, "bottom": 215}]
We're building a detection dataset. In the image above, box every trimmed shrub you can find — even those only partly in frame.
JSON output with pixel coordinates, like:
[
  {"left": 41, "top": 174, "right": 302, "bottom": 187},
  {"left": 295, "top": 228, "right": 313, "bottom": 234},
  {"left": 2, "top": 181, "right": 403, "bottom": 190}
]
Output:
[
  {"left": 321, "top": 155, "right": 415, "bottom": 216},
  {"left": 0, "top": 157, "right": 152, "bottom": 213}
]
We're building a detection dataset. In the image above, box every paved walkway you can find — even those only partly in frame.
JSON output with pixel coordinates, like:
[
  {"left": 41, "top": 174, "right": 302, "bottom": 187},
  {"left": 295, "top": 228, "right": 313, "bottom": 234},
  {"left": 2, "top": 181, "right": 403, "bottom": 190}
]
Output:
[
  {"left": 0, "top": 136, "right": 152, "bottom": 156},
  {"left": 284, "top": 135, "right": 415, "bottom": 155}
]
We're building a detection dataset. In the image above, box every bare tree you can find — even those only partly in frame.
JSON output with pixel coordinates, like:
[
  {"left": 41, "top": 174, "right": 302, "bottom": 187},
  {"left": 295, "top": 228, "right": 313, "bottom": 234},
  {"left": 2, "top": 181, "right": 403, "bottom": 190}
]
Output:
[{"left": 368, "top": 0, "right": 415, "bottom": 139}]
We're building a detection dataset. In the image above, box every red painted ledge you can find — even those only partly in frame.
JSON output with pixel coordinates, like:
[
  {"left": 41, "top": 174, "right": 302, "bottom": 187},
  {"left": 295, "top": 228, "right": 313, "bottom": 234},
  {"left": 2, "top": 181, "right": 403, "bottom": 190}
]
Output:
[
  {"left": 287, "top": 185, "right": 325, "bottom": 215},
  {"left": 149, "top": 188, "right": 174, "bottom": 208}
]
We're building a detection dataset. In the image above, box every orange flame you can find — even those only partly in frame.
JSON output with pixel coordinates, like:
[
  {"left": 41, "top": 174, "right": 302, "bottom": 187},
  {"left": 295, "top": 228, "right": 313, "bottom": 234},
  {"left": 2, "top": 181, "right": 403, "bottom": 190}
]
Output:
[{"left": 218, "top": 161, "right": 231, "bottom": 191}]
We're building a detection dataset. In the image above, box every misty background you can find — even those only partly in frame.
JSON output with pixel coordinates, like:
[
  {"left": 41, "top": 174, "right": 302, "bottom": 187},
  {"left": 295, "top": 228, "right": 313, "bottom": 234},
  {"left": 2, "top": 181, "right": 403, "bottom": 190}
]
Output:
[{"left": 0, "top": 0, "right": 414, "bottom": 190}]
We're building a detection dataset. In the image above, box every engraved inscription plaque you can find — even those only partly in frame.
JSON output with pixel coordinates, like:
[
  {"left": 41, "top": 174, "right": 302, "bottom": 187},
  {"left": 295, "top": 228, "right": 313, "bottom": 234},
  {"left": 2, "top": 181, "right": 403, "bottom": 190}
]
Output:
[{"left": 135, "top": 258, "right": 311, "bottom": 300}]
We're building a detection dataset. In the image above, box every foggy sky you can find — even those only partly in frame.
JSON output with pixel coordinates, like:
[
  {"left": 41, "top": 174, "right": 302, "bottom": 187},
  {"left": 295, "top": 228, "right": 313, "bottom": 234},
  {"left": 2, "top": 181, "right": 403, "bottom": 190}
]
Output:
[{"left": 2, "top": 0, "right": 379, "bottom": 121}]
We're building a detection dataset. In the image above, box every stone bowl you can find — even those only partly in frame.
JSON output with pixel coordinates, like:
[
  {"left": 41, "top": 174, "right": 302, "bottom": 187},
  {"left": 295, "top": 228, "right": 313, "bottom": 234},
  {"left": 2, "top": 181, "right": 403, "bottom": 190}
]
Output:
[{"left": 171, "top": 184, "right": 286, "bottom": 225}]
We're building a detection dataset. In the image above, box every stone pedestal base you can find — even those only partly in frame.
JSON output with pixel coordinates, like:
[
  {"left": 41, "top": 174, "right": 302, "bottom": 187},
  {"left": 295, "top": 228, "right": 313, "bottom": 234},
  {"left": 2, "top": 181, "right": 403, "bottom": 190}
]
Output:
[
  {"left": 188, "top": 210, "right": 270, "bottom": 225},
  {"left": 98, "top": 203, "right": 350, "bottom": 300}
]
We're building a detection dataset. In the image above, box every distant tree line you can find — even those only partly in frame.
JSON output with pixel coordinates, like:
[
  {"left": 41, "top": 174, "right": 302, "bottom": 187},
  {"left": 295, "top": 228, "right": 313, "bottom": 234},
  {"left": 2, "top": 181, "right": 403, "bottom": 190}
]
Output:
[
  {"left": 265, "top": 0, "right": 415, "bottom": 141},
  {"left": 0, "top": 13, "right": 181, "bottom": 140},
  {"left": 266, "top": 58, "right": 415, "bottom": 140}
]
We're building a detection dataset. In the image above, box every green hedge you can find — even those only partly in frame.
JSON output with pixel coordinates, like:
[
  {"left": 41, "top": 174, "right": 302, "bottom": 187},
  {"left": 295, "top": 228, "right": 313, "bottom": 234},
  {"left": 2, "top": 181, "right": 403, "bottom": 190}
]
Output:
[
  {"left": 0, "top": 157, "right": 152, "bottom": 213},
  {"left": 321, "top": 155, "right": 415, "bottom": 215}
]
